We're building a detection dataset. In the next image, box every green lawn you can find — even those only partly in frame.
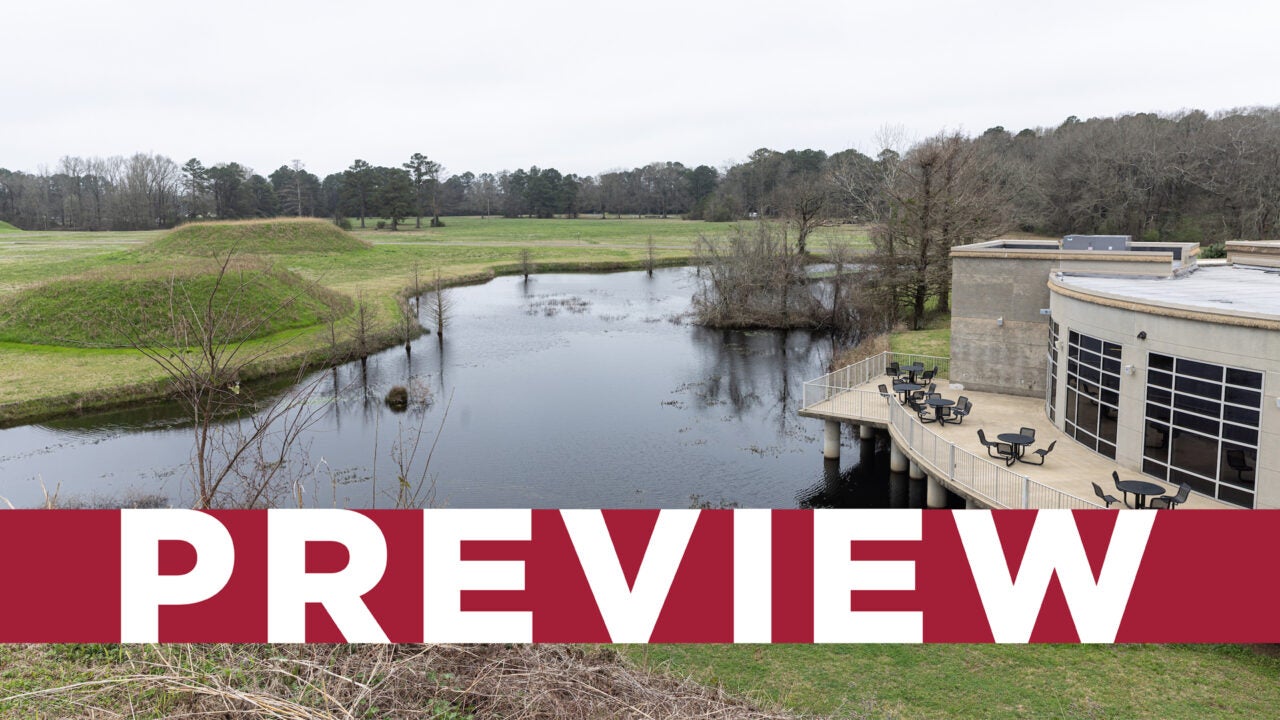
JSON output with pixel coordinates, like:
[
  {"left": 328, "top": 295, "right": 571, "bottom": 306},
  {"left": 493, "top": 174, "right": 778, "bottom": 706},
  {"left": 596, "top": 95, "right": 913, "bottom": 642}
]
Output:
[
  {"left": 621, "top": 643, "right": 1280, "bottom": 719},
  {"left": 891, "top": 312, "right": 951, "bottom": 358}
]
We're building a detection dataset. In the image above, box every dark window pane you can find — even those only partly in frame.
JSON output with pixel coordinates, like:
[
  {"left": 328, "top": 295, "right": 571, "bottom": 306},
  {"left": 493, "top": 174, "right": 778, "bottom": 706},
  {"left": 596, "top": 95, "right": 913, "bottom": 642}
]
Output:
[
  {"left": 1069, "top": 330, "right": 1079, "bottom": 345},
  {"left": 1101, "top": 389, "right": 1119, "bottom": 406},
  {"left": 1222, "top": 423, "right": 1258, "bottom": 446},
  {"left": 1226, "top": 367, "right": 1262, "bottom": 389},
  {"left": 1149, "top": 370, "right": 1172, "bottom": 388},
  {"left": 1170, "top": 468, "right": 1215, "bottom": 497},
  {"left": 1144, "top": 422, "right": 1169, "bottom": 459},
  {"left": 1080, "top": 350, "right": 1101, "bottom": 369},
  {"left": 1150, "top": 353, "right": 1173, "bottom": 371},
  {"left": 1103, "top": 358, "right": 1121, "bottom": 375},
  {"left": 1081, "top": 365, "right": 1101, "bottom": 384},
  {"left": 1077, "top": 395, "right": 1099, "bottom": 435},
  {"left": 1174, "top": 411, "right": 1219, "bottom": 437},
  {"left": 1220, "top": 445, "right": 1257, "bottom": 489},
  {"left": 1148, "top": 386, "right": 1172, "bottom": 405},
  {"left": 1177, "top": 358, "right": 1223, "bottom": 381},
  {"left": 1068, "top": 360, "right": 1079, "bottom": 377},
  {"left": 1101, "top": 374, "right": 1120, "bottom": 391},
  {"left": 1104, "top": 342, "right": 1123, "bottom": 359},
  {"left": 1217, "top": 484, "right": 1254, "bottom": 509},
  {"left": 1082, "top": 335, "right": 1102, "bottom": 353},
  {"left": 1146, "top": 403, "right": 1170, "bottom": 422},
  {"left": 1223, "top": 406, "right": 1260, "bottom": 427},
  {"left": 1225, "top": 387, "right": 1261, "bottom": 408},
  {"left": 1066, "top": 391, "right": 1077, "bottom": 423},
  {"left": 1098, "top": 441, "right": 1116, "bottom": 459},
  {"left": 1143, "top": 458, "right": 1168, "bottom": 480},
  {"left": 1170, "top": 431, "right": 1219, "bottom": 480},
  {"left": 1173, "top": 393, "right": 1219, "bottom": 418},
  {"left": 1099, "top": 407, "right": 1118, "bottom": 443},
  {"left": 1175, "top": 376, "right": 1222, "bottom": 400}
]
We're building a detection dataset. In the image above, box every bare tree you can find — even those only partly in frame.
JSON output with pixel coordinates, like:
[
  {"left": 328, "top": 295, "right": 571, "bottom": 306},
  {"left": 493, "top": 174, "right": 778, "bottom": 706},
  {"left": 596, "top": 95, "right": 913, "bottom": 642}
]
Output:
[
  {"left": 117, "top": 253, "right": 330, "bottom": 507},
  {"left": 645, "top": 235, "right": 656, "bottom": 277},
  {"left": 426, "top": 270, "right": 453, "bottom": 341},
  {"left": 518, "top": 248, "right": 534, "bottom": 281}
]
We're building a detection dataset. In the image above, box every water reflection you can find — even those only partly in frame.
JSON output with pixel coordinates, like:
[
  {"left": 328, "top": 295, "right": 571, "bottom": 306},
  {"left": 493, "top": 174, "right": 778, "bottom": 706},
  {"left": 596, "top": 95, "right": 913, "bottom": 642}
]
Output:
[{"left": 0, "top": 268, "right": 897, "bottom": 510}]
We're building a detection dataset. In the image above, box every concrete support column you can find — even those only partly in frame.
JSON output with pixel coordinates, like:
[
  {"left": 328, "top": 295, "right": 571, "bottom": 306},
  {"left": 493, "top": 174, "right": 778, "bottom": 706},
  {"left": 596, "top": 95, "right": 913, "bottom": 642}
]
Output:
[
  {"left": 890, "top": 442, "right": 908, "bottom": 473},
  {"left": 823, "top": 420, "right": 841, "bottom": 460},
  {"left": 859, "top": 424, "right": 875, "bottom": 440},
  {"left": 908, "top": 460, "right": 925, "bottom": 480},
  {"left": 927, "top": 476, "right": 947, "bottom": 508},
  {"left": 888, "top": 472, "right": 908, "bottom": 508}
]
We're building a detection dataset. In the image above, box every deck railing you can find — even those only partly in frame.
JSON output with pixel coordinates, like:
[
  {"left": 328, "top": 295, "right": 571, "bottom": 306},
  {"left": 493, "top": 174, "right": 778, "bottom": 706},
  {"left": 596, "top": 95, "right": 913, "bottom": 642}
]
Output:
[{"left": 802, "top": 351, "right": 1101, "bottom": 510}]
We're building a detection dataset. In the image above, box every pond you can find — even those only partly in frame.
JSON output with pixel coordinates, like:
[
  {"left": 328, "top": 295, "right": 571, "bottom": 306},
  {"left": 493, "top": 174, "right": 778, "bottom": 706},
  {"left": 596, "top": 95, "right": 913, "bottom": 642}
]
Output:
[{"left": 0, "top": 268, "right": 919, "bottom": 510}]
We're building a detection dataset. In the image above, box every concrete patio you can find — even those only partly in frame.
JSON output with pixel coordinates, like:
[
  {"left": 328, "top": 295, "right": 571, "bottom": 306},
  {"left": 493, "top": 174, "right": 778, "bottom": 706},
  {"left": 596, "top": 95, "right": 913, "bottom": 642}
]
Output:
[{"left": 803, "top": 374, "right": 1235, "bottom": 510}]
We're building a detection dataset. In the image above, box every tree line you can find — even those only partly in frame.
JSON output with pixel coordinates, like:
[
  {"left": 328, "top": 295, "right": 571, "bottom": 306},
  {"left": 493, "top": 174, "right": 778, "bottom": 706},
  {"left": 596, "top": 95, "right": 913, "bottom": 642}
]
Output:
[{"left": 3, "top": 106, "right": 1277, "bottom": 242}]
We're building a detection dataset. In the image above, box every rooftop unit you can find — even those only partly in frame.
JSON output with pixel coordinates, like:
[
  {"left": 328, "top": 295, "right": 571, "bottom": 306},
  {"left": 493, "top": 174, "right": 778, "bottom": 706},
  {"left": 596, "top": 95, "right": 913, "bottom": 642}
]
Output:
[{"left": 1061, "top": 234, "right": 1131, "bottom": 251}]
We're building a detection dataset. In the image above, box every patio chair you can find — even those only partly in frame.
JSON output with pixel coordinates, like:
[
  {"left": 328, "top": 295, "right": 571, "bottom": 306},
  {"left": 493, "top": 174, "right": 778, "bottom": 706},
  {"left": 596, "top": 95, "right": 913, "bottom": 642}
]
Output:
[
  {"left": 886, "top": 361, "right": 901, "bottom": 379},
  {"left": 1153, "top": 482, "right": 1191, "bottom": 510},
  {"left": 1023, "top": 440, "right": 1056, "bottom": 465},
  {"left": 878, "top": 383, "right": 892, "bottom": 399},
  {"left": 946, "top": 397, "right": 971, "bottom": 424},
  {"left": 921, "top": 369, "right": 937, "bottom": 383},
  {"left": 911, "top": 383, "right": 937, "bottom": 403},
  {"left": 1112, "top": 471, "right": 1132, "bottom": 508},
  {"left": 1092, "top": 482, "right": 1121, "bottom": 508},
  {"left": 1148, "top": 497, "right": 1172, "bottom": 509},
  {"left": 1019, "top": 426, "right": 1037, "bottom": 441},
  {"left": 977, "top": 429, "right": 1016, "bottom": 465}
]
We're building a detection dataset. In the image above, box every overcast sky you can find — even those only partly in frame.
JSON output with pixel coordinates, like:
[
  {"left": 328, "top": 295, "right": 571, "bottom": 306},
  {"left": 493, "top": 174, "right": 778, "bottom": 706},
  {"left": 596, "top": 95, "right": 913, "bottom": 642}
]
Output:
[{"left": 3, "top": 0, "right": 1277, "bottom": 178}]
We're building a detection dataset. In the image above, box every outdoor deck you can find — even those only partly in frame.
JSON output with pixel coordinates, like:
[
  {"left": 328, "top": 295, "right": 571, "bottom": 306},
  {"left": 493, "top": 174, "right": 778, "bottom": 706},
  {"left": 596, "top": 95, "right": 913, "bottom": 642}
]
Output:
[{"left": 801, "top": 353, "right": 1234, "bottom": 510}]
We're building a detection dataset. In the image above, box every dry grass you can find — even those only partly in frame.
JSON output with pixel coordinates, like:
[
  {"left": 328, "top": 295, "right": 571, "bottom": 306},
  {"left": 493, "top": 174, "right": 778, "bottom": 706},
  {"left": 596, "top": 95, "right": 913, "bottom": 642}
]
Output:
[{"left": 0, "top": 644, "right": 801, "bottom": 720}]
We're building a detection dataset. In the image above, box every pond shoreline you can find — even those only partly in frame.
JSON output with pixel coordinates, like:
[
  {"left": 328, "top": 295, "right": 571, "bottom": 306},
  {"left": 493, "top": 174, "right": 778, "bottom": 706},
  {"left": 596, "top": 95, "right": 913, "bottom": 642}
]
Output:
[{"left": 0, "top": 256, "right": 700, "bottom": 428}]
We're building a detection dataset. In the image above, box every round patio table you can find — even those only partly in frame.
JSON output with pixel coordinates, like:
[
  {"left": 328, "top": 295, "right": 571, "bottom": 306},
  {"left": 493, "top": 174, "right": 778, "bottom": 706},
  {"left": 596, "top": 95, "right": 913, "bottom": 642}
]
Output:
[
  {"left": 1115, "top": 479, "right": 1167, "bottom": 509},
  {"left": 997, "top": 433, "right": 1035, "bottom": 461},
  {"left": 924, "top": 397, "right": 955, "bottom": 424},
  {"left": 893, "top": 382, "right": 922, "bottom": 404},
  {"left": 900, "top": 363, "right": 925, "bottom": 384}
]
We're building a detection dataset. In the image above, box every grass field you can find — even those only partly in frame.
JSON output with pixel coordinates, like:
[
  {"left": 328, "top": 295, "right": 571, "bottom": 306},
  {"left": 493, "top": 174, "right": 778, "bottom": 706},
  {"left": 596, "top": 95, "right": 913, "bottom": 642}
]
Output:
[
  {"left": 0, "top": 220, "right": 21, "bottom": 233},
  {"left": 0, "top": 216, "right": 868, "bottom": 424},
  {"left": 620, "top": 643, "right": 1280, "bottom": 719}
]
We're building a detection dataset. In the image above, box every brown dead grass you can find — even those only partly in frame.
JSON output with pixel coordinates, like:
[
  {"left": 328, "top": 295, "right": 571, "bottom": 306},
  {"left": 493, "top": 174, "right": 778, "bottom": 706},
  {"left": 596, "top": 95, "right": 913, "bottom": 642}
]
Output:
[{"left": 1, "top": 643, "right": 801, "bottom": 720}]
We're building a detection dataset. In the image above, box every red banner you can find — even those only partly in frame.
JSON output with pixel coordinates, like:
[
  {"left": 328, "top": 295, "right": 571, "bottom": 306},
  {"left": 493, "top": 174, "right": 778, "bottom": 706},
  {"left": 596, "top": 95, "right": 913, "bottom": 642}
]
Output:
[{"left": 1, "top": 509, "right": 1276, "bottom": 643}]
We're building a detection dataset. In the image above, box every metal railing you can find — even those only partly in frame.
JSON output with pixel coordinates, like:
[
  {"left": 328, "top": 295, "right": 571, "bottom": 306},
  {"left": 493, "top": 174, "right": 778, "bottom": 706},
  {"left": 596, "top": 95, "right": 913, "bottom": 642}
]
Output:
[{"left": 802, "top": 351, "right": 1101, "bottom": 510}]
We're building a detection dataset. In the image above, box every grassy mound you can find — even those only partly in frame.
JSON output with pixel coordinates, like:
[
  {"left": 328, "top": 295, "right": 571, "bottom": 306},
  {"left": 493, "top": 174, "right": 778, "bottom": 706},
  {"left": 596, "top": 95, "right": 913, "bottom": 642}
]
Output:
[
  {"left": 148, "top": 217, "right": 371, "bottom": 255},
  {"left": 0, "top": 220, "right": 21, "bottom": 233},
  {"left": 0, "top": 260, "right": 352, "bottom": 348}
]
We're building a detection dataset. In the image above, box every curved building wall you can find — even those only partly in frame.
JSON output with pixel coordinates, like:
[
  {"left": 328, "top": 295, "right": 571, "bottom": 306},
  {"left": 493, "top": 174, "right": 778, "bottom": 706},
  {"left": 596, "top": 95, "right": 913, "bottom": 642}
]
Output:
[{"left": 1048, "top": 283, "right": 1280, "bottom": 509}]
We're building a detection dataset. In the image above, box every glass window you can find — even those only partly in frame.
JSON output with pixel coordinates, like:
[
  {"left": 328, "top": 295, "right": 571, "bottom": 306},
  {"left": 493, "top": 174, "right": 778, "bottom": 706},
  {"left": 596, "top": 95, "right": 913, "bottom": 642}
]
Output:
[
  {"left": 1144, "top": 352, "right": 1263, "bottom": 508},
  {"left": 1065, "top": 331, "right": 1121, "bottom": 456}
]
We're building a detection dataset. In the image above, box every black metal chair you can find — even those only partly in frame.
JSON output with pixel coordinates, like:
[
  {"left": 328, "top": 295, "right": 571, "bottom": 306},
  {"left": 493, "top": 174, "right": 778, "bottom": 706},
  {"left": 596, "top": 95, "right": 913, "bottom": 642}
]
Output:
[
  {"left": 1112, "top": 471, "right": 1131, "bottom": 508},
  {"left": 977, "top": 429, "right": 1016, "bottom": 465},
  {"left": 946, "top": 397, "right": 971, "bottom": 425},
  {"left": 921, "top": 369, "right": 936, "bottom": 384},
  {"left": 1019, "top": 426, "right": 1036, "bottom": 441},
  {"left": 1092, "top": 482, "right": 1121, "bottom": 508},
  {"left": 1153, "top": 482, "right": 1191, "bottom": 510},
  {"left": 886, "top": 361, "right": 901, "bottom": 380},
  {"left": 1024, "top": 440, "right": 1056, "bottom": 466},
  {"left": 878, "top": 383, "right": 892, "bottom": 399}
]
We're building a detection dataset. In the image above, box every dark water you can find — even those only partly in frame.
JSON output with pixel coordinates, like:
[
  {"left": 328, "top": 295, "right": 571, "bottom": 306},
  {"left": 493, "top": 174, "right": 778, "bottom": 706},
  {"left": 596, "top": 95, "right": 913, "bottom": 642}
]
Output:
[{"left": 0, "top": 268, "right": 910, "bottom": 510}]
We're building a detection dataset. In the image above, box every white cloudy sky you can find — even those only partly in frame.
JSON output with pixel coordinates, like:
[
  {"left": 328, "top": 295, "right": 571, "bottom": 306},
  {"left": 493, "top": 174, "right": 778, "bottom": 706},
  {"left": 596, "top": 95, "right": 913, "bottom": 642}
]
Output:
[{"left": 3, "top": 0, "right": 1277, "bottom": 177}]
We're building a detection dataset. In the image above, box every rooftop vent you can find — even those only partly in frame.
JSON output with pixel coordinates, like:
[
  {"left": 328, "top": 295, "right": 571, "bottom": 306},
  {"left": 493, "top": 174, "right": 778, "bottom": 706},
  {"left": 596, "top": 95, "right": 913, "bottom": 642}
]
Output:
[{"left": 1062, "top": 234, "right": 1131, "bottom": 251}]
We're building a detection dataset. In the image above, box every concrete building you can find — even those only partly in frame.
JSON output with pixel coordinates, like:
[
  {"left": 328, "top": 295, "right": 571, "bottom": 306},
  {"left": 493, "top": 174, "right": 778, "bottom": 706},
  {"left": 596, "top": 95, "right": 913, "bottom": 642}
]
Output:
[{"left": 950, "top": 237, "right": 1279, "bottom": 509}]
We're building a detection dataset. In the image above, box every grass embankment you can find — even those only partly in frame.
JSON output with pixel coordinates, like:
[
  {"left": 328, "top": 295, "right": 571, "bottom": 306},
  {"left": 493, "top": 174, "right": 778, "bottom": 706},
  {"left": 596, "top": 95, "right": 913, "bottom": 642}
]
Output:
[
  {"left": 0, "top": 220, "right": 21, "bottom": 233},
  {"left": 147, "top": 217, "right": 372, "bottom": 255},
  {"left": 0, "top": 260, "right": 350, "bottom": 347}
]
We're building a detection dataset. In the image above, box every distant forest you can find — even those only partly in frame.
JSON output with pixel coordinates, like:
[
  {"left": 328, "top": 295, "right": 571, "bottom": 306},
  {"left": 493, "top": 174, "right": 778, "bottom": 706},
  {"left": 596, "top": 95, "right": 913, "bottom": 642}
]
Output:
[{"left": 2, "top": 106, "right": 1278, "bottom": 243}]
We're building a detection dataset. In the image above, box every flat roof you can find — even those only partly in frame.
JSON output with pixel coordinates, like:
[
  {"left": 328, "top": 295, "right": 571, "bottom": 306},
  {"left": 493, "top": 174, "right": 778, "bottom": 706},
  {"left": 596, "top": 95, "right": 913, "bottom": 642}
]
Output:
[{"left": 1055, "top": 265, "right": 1280, "bottom": 321}]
